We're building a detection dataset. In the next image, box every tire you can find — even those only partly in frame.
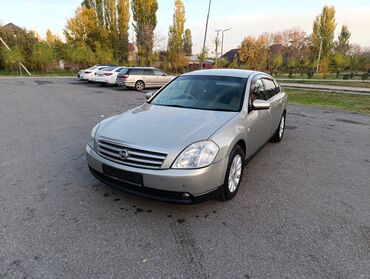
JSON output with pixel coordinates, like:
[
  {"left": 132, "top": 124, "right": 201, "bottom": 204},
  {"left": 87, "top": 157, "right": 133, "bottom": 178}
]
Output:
[
  {"left": 271, "top": 113, "right": 286, "bottom": 143},
  {"left": 135, "top": 80, "right": 145, "bottom": 91},
  {"left": 221, "top": 145, "right": 245, "bottom": 201}
]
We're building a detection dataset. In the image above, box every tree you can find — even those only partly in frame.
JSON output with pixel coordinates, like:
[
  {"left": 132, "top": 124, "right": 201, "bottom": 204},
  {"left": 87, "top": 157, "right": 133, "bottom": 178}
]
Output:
[
  {"left": 320, "top": 57, "right": 330, "bottom": 78},
  {"left": 335, "top": 25, "right": 351, "bottom": 55},
  {"left": 131, "top": 0, "right": 158, "bottom": 66},
  {"left": 46, "top": 29, "right": 56, "bottom": 44},
  {"left": 213, "top": 31, "right": 221, "bottom": 67},
  {"left": 183, "top": 28, "right": 192, "bottom": 55},
  {"left": 1, "top": 47, "right": 24, "bottom": 73},
  {"left": 64, "top": 5, "right": 99, "bottom": 50},
  {"left": 167, "top": 0, "right": 186, "bottom": 72},
  {"left": 272, "top": 53, "right": 283, "bottom": 76},
  {"left": 117, "top": 0, "right": 130, "bottom": 63},
  {"left": 287, "top": 57, "right": 297, "bottom": 77},
  {"left": 66, "top": 45, "right": 96, "bottom": 68},
  {"left": 238, "top": 35, "right": 269, "bottom": 70},
  {"left": 31, "top": 42, "right": 54, "bottom": 72},
  {"left": 310, "top": 5, "right": 336, "bottom": 63},
  {"left": 333, "top": 53, "right": 349, "bottom": 77}
]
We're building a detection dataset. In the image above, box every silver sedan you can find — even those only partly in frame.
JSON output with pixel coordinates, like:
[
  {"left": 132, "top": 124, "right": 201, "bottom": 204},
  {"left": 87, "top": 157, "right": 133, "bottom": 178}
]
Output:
[{"left": 86, "top": 69, "right": 288, "bottom": 203}]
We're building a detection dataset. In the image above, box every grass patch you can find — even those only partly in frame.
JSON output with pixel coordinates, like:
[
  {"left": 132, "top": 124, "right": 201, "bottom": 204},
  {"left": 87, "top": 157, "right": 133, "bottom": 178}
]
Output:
[
  {"left": 281, "top": 79, "right": 370, "bottom": 89},
  {"left": 286, "top": 89, "right": 370, "bottom": 114}
]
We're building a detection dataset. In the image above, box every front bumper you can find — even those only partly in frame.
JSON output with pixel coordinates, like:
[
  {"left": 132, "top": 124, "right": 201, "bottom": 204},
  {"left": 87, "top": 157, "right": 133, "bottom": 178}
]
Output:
[{"left": 86, "top": 144, "right": 227, "bottom": 203}]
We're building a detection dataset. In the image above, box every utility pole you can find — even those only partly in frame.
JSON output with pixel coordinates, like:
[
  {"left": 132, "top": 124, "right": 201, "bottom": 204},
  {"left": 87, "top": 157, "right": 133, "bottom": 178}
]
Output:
[
  {"left": 0, "top": 37, "right": 31, "bottom": 76},
  {"left": 200, "top": 0, "right": 212, "bottom": 69},
  {"left": 316, "top": 35, "right": 323, "bottom": 72},
  {"left": 221, "top": 28, "right": 231, "bottom": 56}
]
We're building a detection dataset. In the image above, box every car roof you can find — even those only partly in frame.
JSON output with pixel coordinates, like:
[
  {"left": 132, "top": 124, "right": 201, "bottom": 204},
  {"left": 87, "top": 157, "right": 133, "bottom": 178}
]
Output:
[
  {"left": 127, "top": 67, "right": 157, "bottom": 70},
  {"left": 182, "top": 69, "right": 265, "bottom": 79},
  {"left": 100, "top": 66, "right": 126, "bottom": 71}
]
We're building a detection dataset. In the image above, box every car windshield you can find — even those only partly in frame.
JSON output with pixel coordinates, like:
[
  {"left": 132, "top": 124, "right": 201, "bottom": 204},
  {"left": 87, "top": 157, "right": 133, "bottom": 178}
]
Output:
[{"left": 151, "top": 75, "right": 247, "bottom": 112}]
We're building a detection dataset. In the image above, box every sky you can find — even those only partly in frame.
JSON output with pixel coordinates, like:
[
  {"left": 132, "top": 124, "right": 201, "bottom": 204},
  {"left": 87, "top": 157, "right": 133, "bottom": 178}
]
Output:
[{"left": 0, "top": 0, "right": 370, "bottom": 54}]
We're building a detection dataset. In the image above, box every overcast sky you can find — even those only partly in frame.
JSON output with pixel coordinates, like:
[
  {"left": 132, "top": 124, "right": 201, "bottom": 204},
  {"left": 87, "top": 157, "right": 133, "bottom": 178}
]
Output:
[{"left": 1, "top": 0, "right": 369, "bottom": 53}]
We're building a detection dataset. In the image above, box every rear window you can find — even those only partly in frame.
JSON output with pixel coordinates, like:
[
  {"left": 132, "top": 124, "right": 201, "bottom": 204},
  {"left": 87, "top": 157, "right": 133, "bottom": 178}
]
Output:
[{"left": 119, "top": 68, "right": 129, "bottom": 75}]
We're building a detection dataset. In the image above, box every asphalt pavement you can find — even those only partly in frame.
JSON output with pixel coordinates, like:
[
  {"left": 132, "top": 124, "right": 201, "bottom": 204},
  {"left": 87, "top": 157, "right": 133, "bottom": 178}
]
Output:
[{"left": 0, "top": 78, "right": 369, "bottom": 278}]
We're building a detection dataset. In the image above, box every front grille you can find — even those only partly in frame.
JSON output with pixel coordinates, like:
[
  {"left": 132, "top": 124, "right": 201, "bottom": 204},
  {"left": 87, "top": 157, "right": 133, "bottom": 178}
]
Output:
[{"left": 97, "top": 138, "right": 167, "bottom": 169}]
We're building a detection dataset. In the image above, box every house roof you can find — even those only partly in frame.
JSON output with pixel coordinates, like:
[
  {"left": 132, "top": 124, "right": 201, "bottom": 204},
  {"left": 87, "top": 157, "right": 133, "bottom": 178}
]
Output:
[
  {"left": 1, "top": 23, "right": 23, "bottom": 32},
  {"left": 221, "top": 48, "right": 239, "bottom": 62}
]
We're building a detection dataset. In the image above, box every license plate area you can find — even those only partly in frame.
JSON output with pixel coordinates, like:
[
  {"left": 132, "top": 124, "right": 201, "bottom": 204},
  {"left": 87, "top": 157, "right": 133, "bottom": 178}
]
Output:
[{"left": 102, "top": 164, "right": 143, "bottom": 186}]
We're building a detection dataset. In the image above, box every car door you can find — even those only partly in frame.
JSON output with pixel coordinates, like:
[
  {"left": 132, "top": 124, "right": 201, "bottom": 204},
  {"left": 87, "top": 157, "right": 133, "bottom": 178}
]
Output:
[
  {"left": 153, "top": 69, "right": 170, "bottom": 87},
  {"left": 142, "top": 69, "right": 155, "bottom": 87},
  {"left": 244, "top": 77, "right": 272, "bottom": 158},
  {"left": 262, "top": 78, "right": 282, "bottom": 134}
]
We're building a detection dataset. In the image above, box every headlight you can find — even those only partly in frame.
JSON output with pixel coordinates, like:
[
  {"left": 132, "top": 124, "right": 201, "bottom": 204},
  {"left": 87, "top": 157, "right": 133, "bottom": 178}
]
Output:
[
  {"left": 87, "top": 123, "right": 99, "bottom": 150},
  {"left": 172, "top": 140, "right": 219, "bottom": 169}
]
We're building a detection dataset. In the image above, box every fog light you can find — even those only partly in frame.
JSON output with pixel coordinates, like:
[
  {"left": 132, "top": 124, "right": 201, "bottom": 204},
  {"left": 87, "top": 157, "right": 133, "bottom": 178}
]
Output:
[{"left": 182, "top": 193, "right": 191, "bottom": 199}]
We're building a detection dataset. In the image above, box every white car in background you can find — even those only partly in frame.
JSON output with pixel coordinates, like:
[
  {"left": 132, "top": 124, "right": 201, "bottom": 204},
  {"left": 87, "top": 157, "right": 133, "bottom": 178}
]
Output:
[
  {"left": 92, "top": 66, "right": 127, "bottom": 85},
  {"left": 78, "top": 64, "right": 116, "bottom": 81}
]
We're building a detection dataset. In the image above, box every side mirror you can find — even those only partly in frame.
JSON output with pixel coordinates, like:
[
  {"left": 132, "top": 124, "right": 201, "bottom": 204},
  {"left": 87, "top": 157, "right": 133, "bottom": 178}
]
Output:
[
  {"left": 145, "top": 92, "right": 154, "bottom": 100},
  {"left": 252, "top": 100, "right": 271, "bottom": 110}
]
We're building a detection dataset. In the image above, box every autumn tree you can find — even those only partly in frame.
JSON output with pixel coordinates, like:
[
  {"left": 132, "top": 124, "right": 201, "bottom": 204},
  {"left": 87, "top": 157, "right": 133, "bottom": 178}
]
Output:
[
  {"left": 132, "top": 0, "right": 158, "bottom": 66},
  {"left": 167, "top": 0, "right": 186, "bottom": 72},
  {"left": 310, "top": 5, "right": 336, "bottom": 64},
  {"left": 183, "top": 28, "right": 192, "bottom": 55},
  {"left": 117, "top": 0, "right": 130, "bottom": 63},
  {"left": 238, "top": 35, "right": 269, "bottom": 70},
  {"left": 320, "top": 57, "right": 330, "bottom": 78},
  {"left": 64, "top": 5, "right": 99, "bottom": 50}
]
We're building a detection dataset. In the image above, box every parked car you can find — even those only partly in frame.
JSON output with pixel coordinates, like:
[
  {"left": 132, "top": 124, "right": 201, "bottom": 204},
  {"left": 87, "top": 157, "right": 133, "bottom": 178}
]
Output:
[
  {"left": 116, "top": 67, "right": 175, "bottom": 90},
  {"left": 78, "top": 64, "right": 117, "bottom": 81},
  {"left": 86, "top": 69, "right": 288, "bottom": 203},
  {"left": 91, "top": 66, "right": 127, "bottom": 85}
]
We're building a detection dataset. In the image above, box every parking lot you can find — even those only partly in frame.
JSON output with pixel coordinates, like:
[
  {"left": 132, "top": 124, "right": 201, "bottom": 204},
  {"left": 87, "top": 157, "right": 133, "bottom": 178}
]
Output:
[{"left": 0, "top": 77, "right": 369, "bottom": 278}]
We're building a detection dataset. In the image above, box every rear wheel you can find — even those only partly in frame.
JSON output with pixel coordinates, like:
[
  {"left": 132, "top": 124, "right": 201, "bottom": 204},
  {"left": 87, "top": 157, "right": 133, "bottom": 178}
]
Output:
[
  {"left": 221, "top": 145, "right": 244, "bottom": 201},
  {"left": 135, "top": 80, "right": 145, "bottom": 91}
]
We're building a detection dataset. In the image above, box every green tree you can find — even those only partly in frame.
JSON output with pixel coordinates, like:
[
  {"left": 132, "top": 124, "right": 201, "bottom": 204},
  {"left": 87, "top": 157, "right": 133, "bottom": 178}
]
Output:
[
  {"left": 335, "top": 25, "right": 351, "bottom": 55},
  {"left": 183, "top": 28, "right": 192, "bottom": 55},
  {"left": 1, "top": 47, "right": 24, "bottom": 73},
  {"left": 167, "top": 0, "right": 186, "bottom": 72},
  {"left": 131, "top": 0, "right": 158, "bottom": 66},
  {"left": 310, "top": 5, "right": 336, "bottom": 62},
  {"left": 66, "top": 45, "right": 96, "bottom": 68},
  {"left": 31, "top": 42, "right": 55, "bottom": 72},
  {"left": 272, "top": 53, "right": 283, "bottom": 76}
]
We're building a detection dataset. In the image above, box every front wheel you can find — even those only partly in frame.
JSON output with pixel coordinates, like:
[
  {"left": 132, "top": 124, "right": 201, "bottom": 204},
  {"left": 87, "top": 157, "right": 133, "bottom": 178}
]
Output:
[
  {"left": 271, "top": 113, "right": 286, "bottom": 143},
  {"left": 221, "top": 145, "right": 244, "bottom": 201}
]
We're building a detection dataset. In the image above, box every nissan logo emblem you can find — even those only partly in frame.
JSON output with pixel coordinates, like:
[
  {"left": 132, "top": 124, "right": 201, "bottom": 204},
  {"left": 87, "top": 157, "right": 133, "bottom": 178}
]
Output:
[{"left": 119, "top": 149, "right": 129, "bottom": 160}]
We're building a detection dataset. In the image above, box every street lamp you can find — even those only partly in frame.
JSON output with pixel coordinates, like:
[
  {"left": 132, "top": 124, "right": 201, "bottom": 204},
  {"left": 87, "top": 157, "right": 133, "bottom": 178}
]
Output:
[
  {"left": 316, "top": 35, "right": 323, "bottom": 72},
  {"left": 221, "top": 28, "right": 231, "bottom": 56}
]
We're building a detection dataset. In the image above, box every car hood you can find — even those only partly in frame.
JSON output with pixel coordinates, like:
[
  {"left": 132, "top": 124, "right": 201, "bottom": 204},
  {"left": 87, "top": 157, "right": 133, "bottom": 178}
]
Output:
[{"left": 96, "top": 103, "right": 237, "bottom": 153}]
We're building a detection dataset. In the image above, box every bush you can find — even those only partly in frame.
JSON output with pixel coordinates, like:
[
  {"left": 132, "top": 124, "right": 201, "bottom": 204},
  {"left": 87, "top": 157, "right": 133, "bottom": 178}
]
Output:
[
  {"left": 31, "top": 42, "right": 55, "bottom": 72},
  {"left": 1, "top": 47, "right": 24, "bottom": 73}
]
